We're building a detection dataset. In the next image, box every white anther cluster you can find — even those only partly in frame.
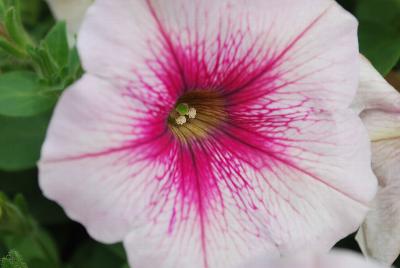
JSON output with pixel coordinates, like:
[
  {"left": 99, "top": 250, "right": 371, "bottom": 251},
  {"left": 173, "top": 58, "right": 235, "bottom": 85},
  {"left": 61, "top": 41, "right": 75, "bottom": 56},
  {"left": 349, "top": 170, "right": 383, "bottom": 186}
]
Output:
[{"left": 175, "top": 115, "right": 187, "bottom": 125}]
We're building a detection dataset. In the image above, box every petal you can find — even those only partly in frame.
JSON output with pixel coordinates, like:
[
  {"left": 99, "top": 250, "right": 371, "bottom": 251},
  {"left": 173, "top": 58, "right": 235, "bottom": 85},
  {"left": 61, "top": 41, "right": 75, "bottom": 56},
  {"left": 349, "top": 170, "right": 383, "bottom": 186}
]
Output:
[
  {"left": 353, "top": 57, "right": 400, "bottom": 265},
  {"left": 351, "top": 56, "right": 400, "bottom": 115},
  {"left": 235, "top": 250, "right": 390, "bottom": 268},
  {"left": 39, "top": 74, "right": 144, "bottom": 242},
  {"left": 356, "top": 139, "right": 400, "bottom": 265},
  {"left": 360, "top": 111, "right": 400, "bottom": 142},
  {"left": 78, "top": 0, "right": 359, "bottom": 109},
  {"left": 46, "top": 0, "right": 93, "bottom": 35},
  {"left": 356, "top": 59, "right": 400, "bottom": 141}
]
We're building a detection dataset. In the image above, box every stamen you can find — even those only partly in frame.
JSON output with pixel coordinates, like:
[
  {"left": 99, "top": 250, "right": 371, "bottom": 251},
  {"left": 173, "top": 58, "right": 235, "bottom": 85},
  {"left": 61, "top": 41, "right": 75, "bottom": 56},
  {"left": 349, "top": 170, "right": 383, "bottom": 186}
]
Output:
[
  {"left": 168, "top": 90, "right": 226, "bottom": 142},
  {"left": 188, "top": 107, "right": 197, "bottom": 119},
  {"left": 170, "top": 103, "right": 197, "bottom": 125},
  {"left": 176, "top": 115, "right": 187, "bottom": 125}
]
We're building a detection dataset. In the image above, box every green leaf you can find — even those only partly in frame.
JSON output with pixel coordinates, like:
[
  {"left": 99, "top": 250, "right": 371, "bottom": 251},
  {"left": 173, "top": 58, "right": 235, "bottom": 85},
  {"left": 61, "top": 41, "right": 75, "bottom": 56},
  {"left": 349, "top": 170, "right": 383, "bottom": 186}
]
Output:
[
  {"left": 0, "top": 113, "right": 50, "bottom": 171},
  {"left": 0, "top": 193, "right": 61, "bottom": 267},
  {"left": 65, "top": 47, "right": 83, "bottom": 82},
  {"left": 0, "top": 193, "right": 32, "bottom": 235},
  {"left": 4, "top": 6, "right": 31, "bottom": 49},
  {"left": 2, "top": 232, "right": 59, "bottom": 267},
  {"left": 357, "top": 0, "right": 400, "bottom": 25},
  {"left": 3, "top": 236, "right": 45, "bottom": 264},
  {"left": 359, "top": 21, "right": 400, "bottom": 75},
  {"left": 0, "top": 37, "right": 27, "bottom": 58},
  {"left": 1, "top": 250, "right": 28, "bottom": 268},
  {"left": 357, "top": 0, "right": 400, "bottom": 75},
  {"left": 19, "top": 0, "right": 43, "bottom": 27},
  {"left": 0, "top": 72, "right": 58, "bottom": 117},
  {"left": 42, "top": 22, "right": 69, "bottom": 69}
]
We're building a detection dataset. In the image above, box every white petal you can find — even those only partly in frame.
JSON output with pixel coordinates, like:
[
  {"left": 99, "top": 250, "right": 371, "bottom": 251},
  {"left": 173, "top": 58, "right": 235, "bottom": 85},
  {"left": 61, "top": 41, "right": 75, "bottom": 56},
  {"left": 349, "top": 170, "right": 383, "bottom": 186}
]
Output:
[
  {"left": 356, "top": 139, "right": 400, "bottom": 265},
  {"left": 46, "top": 0, "right": 93, "bottom": 36},
  {"left": 353, "top": 56, "right": 400, "bottom": 265},
  {"left": 352, "top": 56, "right": 400, "bottom": 115},
  {"left": 361, "top": 111, "right": 400, "bottom": 142},
  {"left": 39, "top": 74, "right": 141, "bottom": 242},
  {"left": 235, "top": 250, "right": 391, "bottom": 268}
]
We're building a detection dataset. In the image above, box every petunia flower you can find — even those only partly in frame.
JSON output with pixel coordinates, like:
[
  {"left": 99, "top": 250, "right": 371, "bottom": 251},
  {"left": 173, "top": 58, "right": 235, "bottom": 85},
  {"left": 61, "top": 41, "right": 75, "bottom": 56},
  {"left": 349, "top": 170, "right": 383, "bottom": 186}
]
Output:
[
  {"left": 354, "top": 57, "right": 400, "bottom": 265},
  {"left": 38, "top": 1, "right": 377, "bottom": 268},
  {"left": 236, "top": 250, "right": 391, "bottom": 268},
  {"left": 46, "top": 0, "right": 93, "bottom": 37}
]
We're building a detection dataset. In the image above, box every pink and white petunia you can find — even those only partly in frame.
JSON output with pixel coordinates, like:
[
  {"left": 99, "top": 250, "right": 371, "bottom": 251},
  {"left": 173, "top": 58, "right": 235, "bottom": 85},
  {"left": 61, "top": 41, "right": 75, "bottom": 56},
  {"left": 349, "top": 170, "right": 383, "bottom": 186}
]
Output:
[
  {"left": 39, "top": 1, "right": 377, "bottom": 268},
  {"left": 354, "top": 57, "right": 400, "bottom": 265},
  {"left": 236, "top": 250, "right": 391, "bottom": 268}
]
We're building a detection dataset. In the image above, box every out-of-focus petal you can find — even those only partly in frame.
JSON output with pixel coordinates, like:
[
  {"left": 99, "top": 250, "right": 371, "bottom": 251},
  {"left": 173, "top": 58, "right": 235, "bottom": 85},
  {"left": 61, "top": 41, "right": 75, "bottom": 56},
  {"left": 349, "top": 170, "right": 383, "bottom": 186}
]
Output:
[
  {"left": 361, "top": 111, "right": 400, "bottom": 142},
  {"left": 46, "top": 0, "right": 93, "bottom": 36},
  {"left": 356, "top": 139, "right": 400, "bottom": 265},
  {"left": 354, "top": 56, "right": 400, "bottom": 265},
  {"left": 352, "top": 56, "right": 400, "bottom": 114},
  {"left": 235, "top": 250, "right": 390, "bottom": 268}
]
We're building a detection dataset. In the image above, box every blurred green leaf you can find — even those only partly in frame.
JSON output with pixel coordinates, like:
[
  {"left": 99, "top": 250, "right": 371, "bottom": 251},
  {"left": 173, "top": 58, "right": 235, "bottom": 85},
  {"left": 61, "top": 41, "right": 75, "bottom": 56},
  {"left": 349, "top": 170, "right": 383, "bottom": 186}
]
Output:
[
  {"left": 19, "top": 0, "right": 43, "bottom": 27},
  {"left": 3, "top": 236, "right": 46, "bottom": 264},
  {"left": 65, "top": 47, "right": 83, "bottom": 84},
  {"left": 42, "top": 22, "right": 68, "bottom": 69},
  {"left": 1, "top": 2, "right": 75, "bottom": 88},
  {"left": 0, "top": 113, "right": 50, "bottom": 171},
  {"left": 359, "top": 21, "right": 400, "bottom": 75},
  {"left": 28, "top": 22, "right": 78, "bottom": 86},
  {"left": 0, "top": 193, "right": 60, "bottom": 267},
  {"left": 70, "top": 242, "right": 128, "bottom": 268},
  {"left": 1, "top": 250, "right": 28, "bottom": 268},
  {"left": 357, "top": 0, "right": 400, "bottom": 25},
  {"left": 0, "top": 37, "right": 26, "bottom": 58},
  {"left": 0, "top": 71, "right": 57, "bottom": 117},
  {"left": 357, "top": 0, "right": 400, "bottom": 75},
  {"left": 0, "top": 193, "right": 31, "bottom": 234},
  {"left": 4, "top": 7, "right": 27, "bottom": 48},
  {"left": 2, "top": 232, "right": 59, "bottom": 268}
]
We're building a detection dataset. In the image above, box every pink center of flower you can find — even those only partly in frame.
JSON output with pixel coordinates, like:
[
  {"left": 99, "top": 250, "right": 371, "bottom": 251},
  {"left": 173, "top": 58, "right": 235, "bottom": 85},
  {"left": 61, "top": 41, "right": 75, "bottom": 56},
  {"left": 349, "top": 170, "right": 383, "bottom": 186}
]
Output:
[{"left": 168, "top": 90, "right": 227, "bottom": 142}]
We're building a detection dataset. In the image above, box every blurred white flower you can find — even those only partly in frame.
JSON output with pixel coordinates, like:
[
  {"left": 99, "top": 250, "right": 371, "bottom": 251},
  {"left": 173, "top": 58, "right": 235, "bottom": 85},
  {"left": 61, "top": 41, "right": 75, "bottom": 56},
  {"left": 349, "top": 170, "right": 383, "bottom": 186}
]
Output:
[
  {"left": 46, "top": 0, "right": 93, "bottom": 37},
  {"left": 354, "top": 56, "right": 400, "bottom": 265}
]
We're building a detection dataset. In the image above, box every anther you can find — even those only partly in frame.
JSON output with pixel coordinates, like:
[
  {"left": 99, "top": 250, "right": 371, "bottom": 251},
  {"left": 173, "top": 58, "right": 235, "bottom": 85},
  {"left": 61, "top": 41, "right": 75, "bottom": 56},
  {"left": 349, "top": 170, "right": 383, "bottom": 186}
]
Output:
[
  {"left": 175, "top": 115, "right": 187, "bottom": 125},
  {"left": 188, "top": 107, "right": 197, "bottom": 119}
]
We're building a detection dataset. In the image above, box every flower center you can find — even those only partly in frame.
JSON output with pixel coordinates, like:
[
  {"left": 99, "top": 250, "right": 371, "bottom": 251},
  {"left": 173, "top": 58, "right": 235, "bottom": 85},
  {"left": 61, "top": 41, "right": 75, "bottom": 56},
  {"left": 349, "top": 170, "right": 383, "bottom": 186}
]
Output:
[{"left": 168, "top": 90, "right": 226, "bottom": 142}]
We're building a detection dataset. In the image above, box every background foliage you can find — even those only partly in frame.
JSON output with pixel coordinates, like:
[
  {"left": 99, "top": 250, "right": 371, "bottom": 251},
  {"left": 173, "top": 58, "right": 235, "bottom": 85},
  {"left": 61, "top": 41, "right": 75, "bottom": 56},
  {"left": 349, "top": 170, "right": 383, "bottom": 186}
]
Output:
[{"left": 0, "top": 0, "right": 399, "bottom": 267}]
